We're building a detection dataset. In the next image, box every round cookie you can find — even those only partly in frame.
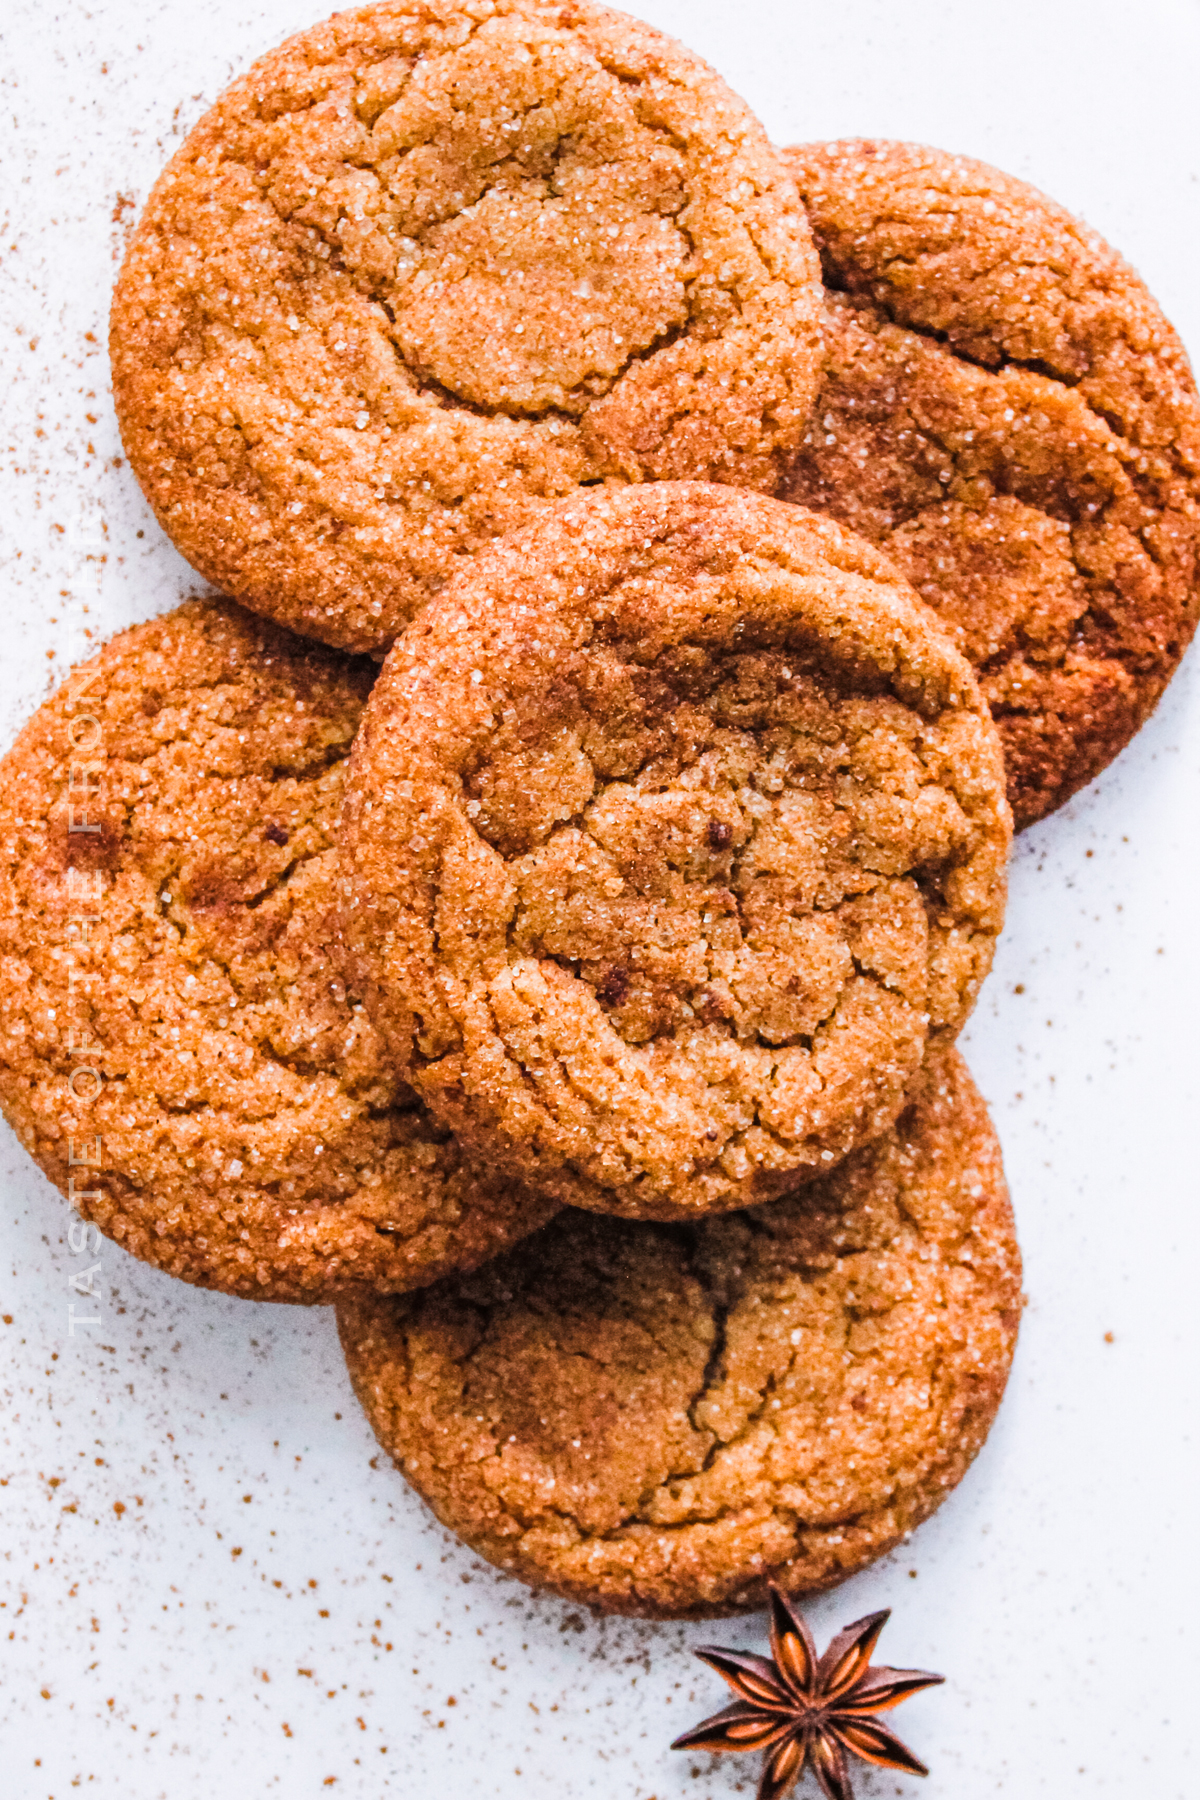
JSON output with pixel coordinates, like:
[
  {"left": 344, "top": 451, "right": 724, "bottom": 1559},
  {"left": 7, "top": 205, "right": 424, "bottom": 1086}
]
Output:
[
  {"left": 110, "top": 0, "right": 826, "bottom": 656},
  {"left": 337, "top": 1045, "right": 1022, "bottom": 1618},
  {"left": 339, "top": 482, "right": 1011, "bottom": 1218},
  {"left": 0, "top": 601, "right": 555, "bottom": 1303},
  {"left": 779, "top": 139, "right": 1200, "bottom": 830}
]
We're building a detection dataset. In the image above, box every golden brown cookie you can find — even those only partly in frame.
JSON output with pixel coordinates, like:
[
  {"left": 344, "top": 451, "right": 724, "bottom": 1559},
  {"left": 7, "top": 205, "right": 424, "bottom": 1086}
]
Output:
[
  {"left": 110, "top": 0, "right": 826, "bottom": 656},
  {"left": 337, "top": 1045, "right": 1021, "bottom": 1618},
  {"left": 779, "top": 139, "right": 1200, "bottom": 830},
  {"left": 0, "top": 601, "right": 555, "bottom": 1303},
  {"left": 338, "top": 482, "right": 1011, "bottom": 1219}
]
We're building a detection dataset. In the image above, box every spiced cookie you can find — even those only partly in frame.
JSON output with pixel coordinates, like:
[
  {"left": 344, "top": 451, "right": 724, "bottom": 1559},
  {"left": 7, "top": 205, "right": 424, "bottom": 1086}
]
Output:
[
  {"left": 779, "top": 139, "right": 1200, "bottom": 829},
  {"left": 339, "top": 483, "right": 1011, "bottom": 1218},
  {"left": 338, "top": 1045, "right": 1021, "bottom": 1618},
  {"left": 110, "top": 0, "right": 825, "bottom": 656},
  {"left": 0, "top": 601, "right": 555, "bottom": 1303}
]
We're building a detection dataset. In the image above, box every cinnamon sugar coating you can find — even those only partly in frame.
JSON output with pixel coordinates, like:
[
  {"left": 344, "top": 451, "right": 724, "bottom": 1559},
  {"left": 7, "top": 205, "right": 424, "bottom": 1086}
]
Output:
[
  {"left": 780, "top": 139, "right": 1200, "bottom": 829},
  {"left": 339, "top": 483, "right": 1011, "bottom": 1218},
  {"left": 110, "top": 0, "right": 824, "bottom": 654},
  {"left": 337, "top": 1046, "right": 1022, "bottom": 1618},
  {"left": 0, "top": 602, "right": 554, "bottom": 1303}
]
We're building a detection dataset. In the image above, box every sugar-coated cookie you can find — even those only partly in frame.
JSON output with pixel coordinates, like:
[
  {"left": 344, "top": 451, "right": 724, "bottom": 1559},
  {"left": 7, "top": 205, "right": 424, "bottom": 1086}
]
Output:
[
  {"left": 337, "top": 1046, "right": 1021, "bottom": 1617},
  {"left": 0, "top": 602, "right": 554, "bottom": 1302},
  {"left": 339, "top": 483, "right": 1011, "bottom": 1217},
  {"left": 111, "top": 0, "right": 825, "bottom": 654},
  {"left": 781, "top": 139, "right": 1200, "bottom": 828}
]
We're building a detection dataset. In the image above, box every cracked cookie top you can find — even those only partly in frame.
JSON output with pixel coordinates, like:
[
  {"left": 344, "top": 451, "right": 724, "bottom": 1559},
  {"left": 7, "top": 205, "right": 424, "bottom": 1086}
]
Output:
[
  {"left": 780, "top": 139, "right": 1200, "bottom": 829},
  {"left": 338, "top": 483, "right": 1011, "bottom": 1218},
  {"left": 110, "top": 0, "right": 825, "bottom": 654},
  {"left": 0, "top": 601, "right": 555, "bottom": 1303},
  {"left": 337, "top": 1044, "right": 1022, "bottom": 1617}
]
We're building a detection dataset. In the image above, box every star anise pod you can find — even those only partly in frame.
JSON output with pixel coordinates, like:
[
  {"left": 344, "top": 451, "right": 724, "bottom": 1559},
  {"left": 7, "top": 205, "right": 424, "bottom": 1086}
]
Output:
[{"left": 671, "top": 1585, "right": 944, "bottom": 1800}]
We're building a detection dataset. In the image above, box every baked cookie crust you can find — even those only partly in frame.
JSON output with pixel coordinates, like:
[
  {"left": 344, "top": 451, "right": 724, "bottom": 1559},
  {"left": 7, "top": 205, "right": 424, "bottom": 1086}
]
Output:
[
  {"left": 780, "top": 139, "right": 1200, "bottom": 829},
  {"left": 110, "top": 0, "right": 825, "bottom": 654},
  {"left": 337, "top": 1046, "right": 1022, "bottom": 1618},
  {"left": 339, "top": 483, "right": 1011, "bottom": 1217},
  {"left": 0, "top": 601, "right": 554, "bottom": 1302}
]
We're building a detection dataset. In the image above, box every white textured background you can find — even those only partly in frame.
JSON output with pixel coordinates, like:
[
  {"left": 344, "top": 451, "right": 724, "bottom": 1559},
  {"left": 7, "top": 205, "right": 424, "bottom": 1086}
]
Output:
[{"left": 2, "top": 1, "right": 1199, "bottom": 1795}]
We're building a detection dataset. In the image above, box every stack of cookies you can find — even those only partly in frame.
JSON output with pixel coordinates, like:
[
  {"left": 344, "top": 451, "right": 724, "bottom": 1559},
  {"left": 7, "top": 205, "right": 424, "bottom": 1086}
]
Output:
[{"left": 3, "top": 0, "right": 1197, "bottom": 1621}]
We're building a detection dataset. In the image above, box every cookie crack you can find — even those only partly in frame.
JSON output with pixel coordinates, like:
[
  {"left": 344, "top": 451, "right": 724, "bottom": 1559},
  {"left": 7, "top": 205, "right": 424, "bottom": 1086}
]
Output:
[
  {"left": 823, "top": 263, "right": 1191, "bottom": 475},
  {"left": 812, "top": 305, "right": 1192, "bottom": 702},
  {"left": 240, "top": 34, "right": 733, "bottom": 427},
  {"left": 820, "top": 248, "right": 1087, "bottom": 389},
  {"left": 682, "top": 1238, "right": 729, "bottom": 1456}
]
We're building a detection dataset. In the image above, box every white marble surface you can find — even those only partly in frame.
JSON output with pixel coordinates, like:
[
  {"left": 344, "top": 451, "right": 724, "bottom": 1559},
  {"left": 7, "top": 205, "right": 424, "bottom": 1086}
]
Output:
[{"left": 2, "top": 1, "right": 1199, "bottom": 1795}]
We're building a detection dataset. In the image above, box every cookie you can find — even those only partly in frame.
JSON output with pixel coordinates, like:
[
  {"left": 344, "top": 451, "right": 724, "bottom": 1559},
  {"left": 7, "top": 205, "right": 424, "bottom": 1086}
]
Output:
[
  {"left": 0, "top": 601, "right": 555, "bottom": 1303},
  {"left": 337, "top": 1044, "right": 1021, "bottom": 1618},
  {"left": 338, "top": 482, "right": 1011, "bottom": 1219},
  {"left": 779, "top": 139, "right": 1200, "bottom": 829},
  {"left": 110, "top": 0, "right": 826, "bottom": 656}
]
